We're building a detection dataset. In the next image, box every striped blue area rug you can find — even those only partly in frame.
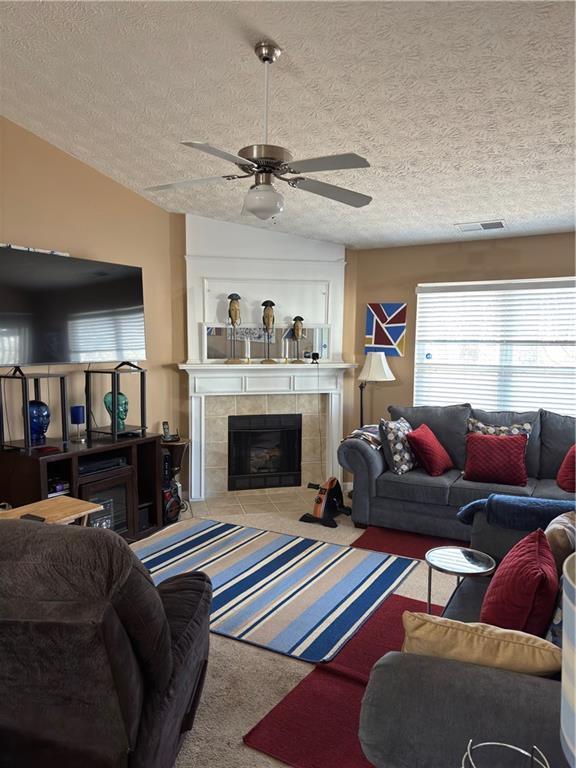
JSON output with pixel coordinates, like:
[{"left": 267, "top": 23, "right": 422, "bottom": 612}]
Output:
[{"left": 133, "top": 518, "right": 417, "bottom": 663}]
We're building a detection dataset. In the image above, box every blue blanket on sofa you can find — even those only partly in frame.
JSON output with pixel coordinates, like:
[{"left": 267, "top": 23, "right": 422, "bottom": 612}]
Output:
[{"left": 457, "top": 494, "right": 575, "bottom": 530}]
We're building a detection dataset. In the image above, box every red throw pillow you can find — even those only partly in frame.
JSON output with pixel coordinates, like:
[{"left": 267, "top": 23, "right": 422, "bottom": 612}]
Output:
[
  {"left": 406, "top": 424, "right": 453, "bottom": 476},
  {"left": 557, "top": 444, "right": 576, "bottom": 493},
  {"left": 480, "top": 529, "right": 558, "bottom": 636},
  {"left": 464, "top": 432, "right": 528, "bottom": 486}
]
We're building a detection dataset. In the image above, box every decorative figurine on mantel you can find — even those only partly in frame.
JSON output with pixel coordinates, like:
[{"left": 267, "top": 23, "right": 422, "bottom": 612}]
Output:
[
  {"left": 261, "top": 300, "right": 277, "bottom": 364},
  {"left": 103, "top": 391, "right": 129, "bottom": 433},
  {"left": 28, "top": 400, "right": 50, "bottom": 444},
  {"left": 226, "top": 292, "right": 244, "bottom": 364},
  {"left": 291, "top": 315, "right": 304, "bottom": 363}
]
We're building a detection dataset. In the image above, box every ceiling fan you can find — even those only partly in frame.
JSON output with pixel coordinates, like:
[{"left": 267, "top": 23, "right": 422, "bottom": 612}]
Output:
[{"left": 145, "top": 42, "right": 372, "bottom": 220}]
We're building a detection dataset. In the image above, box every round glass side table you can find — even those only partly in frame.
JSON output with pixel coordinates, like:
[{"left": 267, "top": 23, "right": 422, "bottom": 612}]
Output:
[{"left": 425, "top": 546, "right": 496, "bottom": 614}]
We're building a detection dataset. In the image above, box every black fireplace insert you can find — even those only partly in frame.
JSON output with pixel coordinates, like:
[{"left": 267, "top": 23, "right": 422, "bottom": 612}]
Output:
[{"left": 228, "top": 414, "right": 302, "bottom": 491}]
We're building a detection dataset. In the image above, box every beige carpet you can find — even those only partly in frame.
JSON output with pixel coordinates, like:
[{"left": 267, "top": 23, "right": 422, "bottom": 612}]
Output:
[{"left": 174, "top": 505, "right": 456, "bottom": 768}]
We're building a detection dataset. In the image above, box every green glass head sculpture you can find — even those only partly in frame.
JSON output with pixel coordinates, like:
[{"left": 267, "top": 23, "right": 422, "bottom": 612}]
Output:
[{"left": 103, "top": 391, "right": 129, "bottom": 432}]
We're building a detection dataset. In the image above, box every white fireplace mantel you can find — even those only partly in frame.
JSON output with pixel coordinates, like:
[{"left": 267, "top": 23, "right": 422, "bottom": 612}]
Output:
[{"left": 179, "top": 362, "right": 355, "bottom": 500}]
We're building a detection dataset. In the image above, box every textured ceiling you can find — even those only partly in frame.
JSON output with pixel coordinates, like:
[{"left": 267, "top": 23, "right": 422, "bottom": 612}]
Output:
[{"left": 1, "top": 1, "right": 574, "bottom": 248}]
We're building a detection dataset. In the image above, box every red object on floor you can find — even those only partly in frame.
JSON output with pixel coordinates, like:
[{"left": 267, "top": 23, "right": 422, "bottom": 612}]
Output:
[
  {"left": 352, "top": 525, "right": 468, "bottom": 560},
  {"left": 243, "top": 595, "right": 442, "bottom": 768}
]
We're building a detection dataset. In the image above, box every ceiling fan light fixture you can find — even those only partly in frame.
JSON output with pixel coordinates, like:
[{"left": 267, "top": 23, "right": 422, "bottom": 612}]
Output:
[{"left": 243, "top": 181, "right": 284, "bottom": 220}]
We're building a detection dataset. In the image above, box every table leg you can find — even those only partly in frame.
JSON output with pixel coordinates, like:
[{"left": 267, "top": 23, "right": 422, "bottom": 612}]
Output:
[
  {"left": 427, "top": 565, "right": 432, "bottom": 614},
  {"left": 81, "top": 514, "right": 89, "bottom": 527}
]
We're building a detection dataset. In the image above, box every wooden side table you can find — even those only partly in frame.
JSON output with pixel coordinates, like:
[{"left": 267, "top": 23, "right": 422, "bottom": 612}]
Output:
[{"left": 0, "top": 496, "right": 104, "bottom": 526}]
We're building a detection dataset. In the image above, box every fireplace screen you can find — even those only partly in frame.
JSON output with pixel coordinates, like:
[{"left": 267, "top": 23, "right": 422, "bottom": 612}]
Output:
[{"left": 228, "top": 414, "right": 302, "bottom": 491}]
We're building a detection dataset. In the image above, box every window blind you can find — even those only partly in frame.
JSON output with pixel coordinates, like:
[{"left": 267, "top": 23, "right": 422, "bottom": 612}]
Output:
[{"left": 414, "top": 279, "right": 576, "bottom": 416}]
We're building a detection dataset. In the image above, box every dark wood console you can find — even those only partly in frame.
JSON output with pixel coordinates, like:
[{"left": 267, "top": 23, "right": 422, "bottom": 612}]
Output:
[{"left": 0, "top": 434, "right": 162, "bottom": 541}]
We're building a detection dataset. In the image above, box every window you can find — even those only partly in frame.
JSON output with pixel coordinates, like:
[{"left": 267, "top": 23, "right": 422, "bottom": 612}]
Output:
[{"left": 414, "top": 278, "right": 576, "bottom": 416}]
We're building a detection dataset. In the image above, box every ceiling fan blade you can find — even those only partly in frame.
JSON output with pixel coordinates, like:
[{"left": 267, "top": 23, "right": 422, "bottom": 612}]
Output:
[
  {"left": 145, "top": 175, "right": 239, "bottom": 192},
  {"left": 181, "top": 141, "right": 257, "bottom": 167},
  {"left": 286, "top": 153, "right": 370, "bottom": 173},
  {"left": 291, "top": 177, "right": 372, "bottom": 208}
]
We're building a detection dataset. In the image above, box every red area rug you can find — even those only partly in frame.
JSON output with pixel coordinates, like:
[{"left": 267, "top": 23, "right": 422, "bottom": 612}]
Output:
[
  {"left": 352, "top": 525, "right": 468, "bottom": 560},
  {"left": 243, "top": 594, "right": 442, "bottom": 768}
]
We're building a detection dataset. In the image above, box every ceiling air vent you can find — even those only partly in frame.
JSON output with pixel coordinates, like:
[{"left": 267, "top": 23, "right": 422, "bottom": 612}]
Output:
[{"left": 455, "top": 220, "right": 506, "bottom": 232}]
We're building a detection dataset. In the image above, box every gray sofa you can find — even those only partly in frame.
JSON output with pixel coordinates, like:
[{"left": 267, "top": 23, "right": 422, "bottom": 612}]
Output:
[
  {"left": 338, "top": 405, "right": 575, "bottom": 540},
  {"left": 359, "top": 510, "right": 570, "bottom": 768}
]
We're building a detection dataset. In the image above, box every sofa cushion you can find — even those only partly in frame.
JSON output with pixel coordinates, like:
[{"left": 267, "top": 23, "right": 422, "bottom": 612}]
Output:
[
  {"left": 402, "top": 612, "right": 562, "bottom": 677},
  {"left": 557, "top": 444, "right": 576, "bottom": 492},
  {"left": 388, "top": 404, "right": 471, "bottom": 469},
  {"left": 480, "top": 530, "right": 558, "bottom": 636},
  {"left": 449, "top": 476, "right": 537, "bottom": 507},
  {"left": 375, "top": 468, "right": 461, "bottom": 506},
  {"left": 533, "top": 479, "right": 576, "bottom": 502},
  {"left": 406, "top": 424, "right": 453, "bottom": 476},
  {"left": 471, "top": 408, "right": 541, "bottom": 478},
  {"left": 540, "top": 409, "right": 576, "bottom": 479},
  {"left": 464, "top": 432, "right": 528, "bottom": 486}
]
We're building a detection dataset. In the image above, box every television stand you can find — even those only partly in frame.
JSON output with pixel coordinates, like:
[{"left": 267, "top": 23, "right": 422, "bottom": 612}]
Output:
[{"left": 0, "top": 434, "right": 163, "bottom": 541}]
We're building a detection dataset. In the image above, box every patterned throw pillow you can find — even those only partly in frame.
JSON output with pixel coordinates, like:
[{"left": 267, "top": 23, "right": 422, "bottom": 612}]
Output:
[
  {"left": 468, "top": 417, "right": 533, "bottom": 438},
  {"left": 379, "top": 417, "right": 417, "bottom": 475}
]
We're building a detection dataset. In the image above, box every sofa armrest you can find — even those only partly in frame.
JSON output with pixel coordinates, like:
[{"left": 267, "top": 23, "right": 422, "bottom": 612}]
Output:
[
  {"left": 360, "top": 652, "right": 566, "bottom": 768},
  {"left": 157, "top": 571, "right": 212, "bottom": 670},
  {"left": 470, "top": 511, "right": 533, "bottom": 561},
  {"left": 337, "top": 439, "right": 386, "bottom": 525}
]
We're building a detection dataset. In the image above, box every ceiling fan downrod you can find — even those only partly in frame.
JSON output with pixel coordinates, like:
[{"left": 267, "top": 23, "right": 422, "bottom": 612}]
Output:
[{"left": 255, "top": 42, "right": 281, "bottom": 146}]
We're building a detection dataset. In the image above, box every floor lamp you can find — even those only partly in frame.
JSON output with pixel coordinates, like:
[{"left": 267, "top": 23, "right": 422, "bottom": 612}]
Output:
[{"left": 358, "top": 352, "right": 396, "bottom": 428}]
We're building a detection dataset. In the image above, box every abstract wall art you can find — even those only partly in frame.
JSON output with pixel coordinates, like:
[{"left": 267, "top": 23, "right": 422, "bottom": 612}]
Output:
[{"left": 364, "top": 302, "right": 407, "bottom": 356}]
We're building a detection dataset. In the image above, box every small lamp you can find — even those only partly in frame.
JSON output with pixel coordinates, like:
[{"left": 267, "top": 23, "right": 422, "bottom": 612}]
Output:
[
  {"left": 357, "top": 352, "right": 395, "bottom": 427},
  {"left": 561, "top": 552, "right": 575, "bottom": 766},
  {"left": 70, "top": 405, "right": 86, "bottom": 444}
]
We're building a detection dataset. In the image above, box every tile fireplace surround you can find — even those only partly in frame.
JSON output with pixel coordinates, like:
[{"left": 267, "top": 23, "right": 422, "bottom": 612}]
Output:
[{"left": 179, "top": 363, "right": 354, "bottom": 500}]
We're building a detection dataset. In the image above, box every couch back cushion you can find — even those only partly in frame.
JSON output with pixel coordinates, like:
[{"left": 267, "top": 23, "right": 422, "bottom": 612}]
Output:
[
  {"left": 388, "top": 404, "right": 471, "bottom": 469},
  {"left": 471, "top": 408, "right": 540, "bottom": 477},
  {"left": 540, "top": 410, "right": 576, "bottom": 479}
]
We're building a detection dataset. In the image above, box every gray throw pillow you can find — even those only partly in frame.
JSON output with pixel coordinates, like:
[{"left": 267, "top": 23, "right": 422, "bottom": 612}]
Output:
[
  {"left": 379, "top": 417, "right": 417, "bottom": 475},
  {"left": 388, "top": 404, "right": 471, "bottom": 469}
]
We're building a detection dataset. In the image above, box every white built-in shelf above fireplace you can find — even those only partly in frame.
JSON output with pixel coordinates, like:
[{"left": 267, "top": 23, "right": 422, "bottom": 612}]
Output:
[{"left": 179, "top": 362, "right": 354, "bottom": 395}]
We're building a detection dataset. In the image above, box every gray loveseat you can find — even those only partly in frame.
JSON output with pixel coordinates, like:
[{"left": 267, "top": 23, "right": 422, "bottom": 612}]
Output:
[
  {"left": 338, "top": 405, "right": 575, "bottom": 540},
  {"left": 359, "top": 510, "right": 571, "bottom": 768}
]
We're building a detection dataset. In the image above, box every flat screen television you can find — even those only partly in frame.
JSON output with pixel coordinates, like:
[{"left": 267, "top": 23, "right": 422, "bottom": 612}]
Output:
[{"left": 0, "top": 246, "right": 146, "bottom": 365}]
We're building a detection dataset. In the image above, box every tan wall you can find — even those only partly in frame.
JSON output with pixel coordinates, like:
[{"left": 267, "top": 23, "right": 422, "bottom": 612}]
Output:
[
  {"left": 343, "top": 232, "right": 576, "bottom": 436},
  {"left": 0, "top": 117, "right": 187, "bottom": 440}
]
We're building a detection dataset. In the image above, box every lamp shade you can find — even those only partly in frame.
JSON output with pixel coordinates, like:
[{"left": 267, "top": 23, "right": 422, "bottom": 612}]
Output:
[
  {"left": 561, "top": 552, "right": 575, "bottom": 765},
  {"left": 358, "top": 352, "right": 396, "bottom": 383},
  {"left": 70, "top": 405, "right": 85, "bottom": 425},
  {"left": 243, "top": 182, "right": 284, "bottom": 220}
]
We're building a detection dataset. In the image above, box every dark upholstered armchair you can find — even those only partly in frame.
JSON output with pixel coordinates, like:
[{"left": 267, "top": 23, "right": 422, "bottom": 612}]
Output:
[{"left": 0, "top": 519, "right": 211, "bottom": 768}]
